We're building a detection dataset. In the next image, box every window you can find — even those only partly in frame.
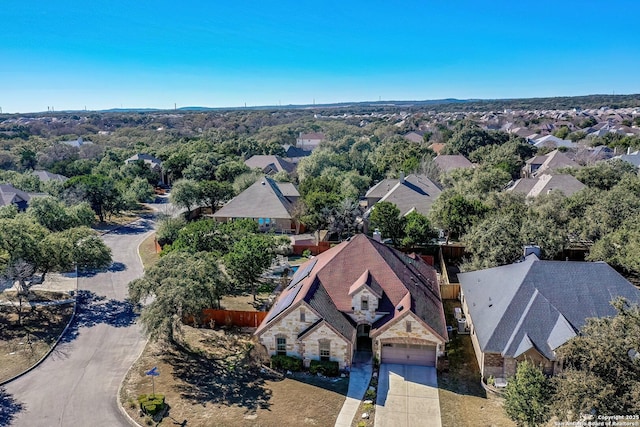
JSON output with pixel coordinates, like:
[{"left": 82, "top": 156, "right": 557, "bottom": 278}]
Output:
[
  {"left": 276, "top": 337, "right": 286, "bottom": 355},
  {"left": 300, "top": 309, "right": 305, "bottom": 322},
  {"left": 406, "top": 321, "right": 412, "bottom": 333},
  {"left": 361, "top": 297, "right": 368, "bottom": 311},
  {"left": 319, "top": 340, "right": 331, "bottom": 361}
]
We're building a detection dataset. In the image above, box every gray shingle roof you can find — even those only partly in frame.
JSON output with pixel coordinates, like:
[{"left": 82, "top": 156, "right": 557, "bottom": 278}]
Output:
[
  {"left": 508, "top": 174, "right": 586, "bottom": 198},
  {"left": 300, "top": 280, "right": 356, "bottom": 341},
  {"left": 459, "top": 255, "right": 640, "bottom": 360},
  {"left": 212, "top": 176, "right": 295, "bottom": 220},
  {"left": 244, "top": 155, "right": 296, "bottom": 174},
  {"left": 0, "top": 183, "right": 32, "bottom": 209},
  {"left": 433, "top": 155, "right": 474, "bottom": 172},
  {"left": 374, "top": 174, "right": 442, "bottom": 216},
  {"left": 32, "top": 170, "right": 68, "bottom": 183}
]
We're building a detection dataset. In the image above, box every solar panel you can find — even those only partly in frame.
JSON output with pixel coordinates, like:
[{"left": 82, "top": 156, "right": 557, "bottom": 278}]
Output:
[
  {"left": 286, "top": 258, "right": 318, "bottom": 290},
  {"left": 264, "top": 282, "right": 304, "bottom": 323}
]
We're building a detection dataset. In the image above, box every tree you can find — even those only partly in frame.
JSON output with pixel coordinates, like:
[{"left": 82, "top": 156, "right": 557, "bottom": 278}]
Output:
[
  {"left": 170, "top": 179, "right": 202, "bottom": 217},
  {"left": 463, "top": 213, "right": 523, "bottom": 270},
  {"left": 402, "top": 211, "right": 435, "bottom": 247},
  {"left": 552, "top": 299, "right": 640, "bottom": 419},
  {"left": 503, "top": 360, "right": 552, "bottom": 427},
  {"left": 26, "top": 196, "right": 74, "bottom": 231},
  {"left": 199, "top": 180, "right": 233, "bottom": 214},
  {"left": 587, "top": 217, "right": 640, "bottom": 277},
  {"left": 569, "top": 159, "right": 637, "bottom": 190},
  {"left": 369, "top": 201, "right": 405, "bottom": 245},
  {"left": 64, "top": 174, "right": 123, "bottom": 222},
  {"left": 430, "top": 191, "right": 487, "bottom": 242},
  {"left": 324, "top": 198, "right": 363, "bottom": 240},
  {"left": 129, "top": 251, "right": 227, "bottom": 343},
  {"left": 224, "top": 234, "right": 276, "bottom": 300}
]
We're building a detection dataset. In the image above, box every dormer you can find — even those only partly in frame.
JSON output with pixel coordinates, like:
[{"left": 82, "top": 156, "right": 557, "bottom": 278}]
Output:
[{"left": 348, "top": 270, "right": 384, "bottom": 323}]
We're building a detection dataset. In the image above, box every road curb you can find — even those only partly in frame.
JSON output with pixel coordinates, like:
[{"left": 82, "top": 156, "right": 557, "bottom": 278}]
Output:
[
  {"left": 0, "top": 298, "right": 77, "bottom": 387},
  {"left": 116, "top": 229, "right": 155, "bottom": 427}
]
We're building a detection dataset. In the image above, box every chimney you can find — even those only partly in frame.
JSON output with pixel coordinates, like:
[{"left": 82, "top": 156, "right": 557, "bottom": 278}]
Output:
[
  {"left": 628, "top": 146, "right": 632, "bottom": 155},
  {"left": 524, "top": 245, "right": 541, "bottom": 258},
  {"left": 400, "top": 172, "right": 405, "bottom": 183},
  {"left": 372, "top": 228, "right": 382, "bottom": 242}
]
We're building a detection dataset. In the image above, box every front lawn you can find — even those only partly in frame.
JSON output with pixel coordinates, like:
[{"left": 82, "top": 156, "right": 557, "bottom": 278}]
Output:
[
  {"left": 120, "top": 325, "right": 349, "bottom": 427},
  {"left": 438, "top": 301, "right": 514, "bottom": 427}
]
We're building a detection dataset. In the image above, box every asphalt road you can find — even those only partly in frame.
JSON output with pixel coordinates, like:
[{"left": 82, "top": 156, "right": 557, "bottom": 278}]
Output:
[{"left": 4, "top": 218, "right": 155, "bottom": 427}]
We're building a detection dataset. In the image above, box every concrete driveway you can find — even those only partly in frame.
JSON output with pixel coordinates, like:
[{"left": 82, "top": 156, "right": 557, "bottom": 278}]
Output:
[{"left": 375, "top": 364, "right": 441, "bottom": 427}]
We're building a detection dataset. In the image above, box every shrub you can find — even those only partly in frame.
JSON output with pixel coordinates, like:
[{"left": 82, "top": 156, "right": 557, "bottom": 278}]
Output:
[
  {"left": 364, "top": 388, "right": 376, "bottom": 400},
  {"left": 309, "top": 359, "right": 340, "bottom": 376},
  {"left": 270, "top": 355, "right": 303, "bottom": 371},
  {"left": 138, "top": 394, "right": 165, "bottom": 416},
  {"left": 302, "top": 249, "right": 312, "bottom": 258}
]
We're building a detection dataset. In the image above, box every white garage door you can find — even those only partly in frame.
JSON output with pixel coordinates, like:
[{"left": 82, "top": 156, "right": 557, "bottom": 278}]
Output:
[{"left": 381, "top": 343, "right": 437, "bottom": 366}]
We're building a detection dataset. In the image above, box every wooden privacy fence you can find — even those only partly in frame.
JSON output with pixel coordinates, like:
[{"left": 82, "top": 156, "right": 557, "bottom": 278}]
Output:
[
  {"left": 292, "top": 242, "right": 331, "bottom": 256},
  {"left": 200, "top": 309, "right": 268, "bottom": 328}
]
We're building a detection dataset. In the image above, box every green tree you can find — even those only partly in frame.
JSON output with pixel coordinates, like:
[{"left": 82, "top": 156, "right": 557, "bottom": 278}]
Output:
[
  {"left": 324, "top": 198, "right": 363, "bottom": 240},
  {"left": 463, "top": 213, "right": 523, "bottom": 270},
  {"left": 369, "top": 201, "right": 405, "bottom": 245},
  {"left": 552, "top": 299, "right": 640, "bottom": 419},
  {"left": 430, "top": 191, "right": 487, "bottom": 242},
  {"left": 215, "top": 160, "right": 250, "bottom": 183},
  {"left": 64, "top": 174, "right": 123, "bottom": 222},
  {"left": 198, "top": 180, "right": 233, "bottom": 214},
  {"left": 128, "top": 251, "right": 227, "bottom": 343},
  {"left": 224, "top": 234, "right": 276, "bottom": 301},
  {"left": 155, "top": 216, "right": 187, "bottom": 247},
  {"left": 587, "top": 217, "right": 640, "bottom": 277},
  {"left": 26, "top": 196, "right": 74, "bottom": 231},
  {"left": 568, "top": 159, "right": 637, "bottom": 190},
  {"left": 402, "top": 211, "right": 435, "bottom": 247},
  {"left": 170, "top": 179, "right": 202, "bottom": 217},
  {"left": 504, "top": 360, "right": 552, "bottom": 427}
]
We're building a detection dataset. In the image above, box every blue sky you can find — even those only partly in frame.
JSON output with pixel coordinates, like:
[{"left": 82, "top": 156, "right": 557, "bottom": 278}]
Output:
[{"left": 2, "top": 1, "right": 639, "bottom": 113}]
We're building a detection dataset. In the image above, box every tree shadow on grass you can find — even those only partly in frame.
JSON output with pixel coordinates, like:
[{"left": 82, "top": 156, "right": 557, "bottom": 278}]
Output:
[
  {"left": 166, "top": 345, "right": 276, "bottom": 414},
  {"left": 58, "top": 290, "right": 138, "bottom": 345},
  {"left": 0, "top": 387, "right": 24, "bottom": 427}
]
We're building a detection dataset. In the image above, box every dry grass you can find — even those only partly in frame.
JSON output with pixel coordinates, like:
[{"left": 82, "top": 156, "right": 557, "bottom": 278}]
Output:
[
  {"left": 121, "top": 325, "right": 348, "bottom": 427},
  {"left": 0, "top": 302, "right": 74, "bottom": 383},
  {"left": 138, "top": 233, "right": 160, "bottom": 270},
  {"left": 438, "top": 301, "right": 514, "bottom": 427},
  {"left": 219, "top": 294, "right": 273, "bottom": 312}
]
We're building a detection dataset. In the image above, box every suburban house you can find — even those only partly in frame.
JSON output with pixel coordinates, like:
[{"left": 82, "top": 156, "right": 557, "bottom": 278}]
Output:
[
  {"left": 521, "top": 150, "right": 580, "bottom": 178},
  {"left": 32, "top": 170, "right": 68, "bottom": 183},
  {"left": 403, "top": 131, "right": 425, "bottom": 144},
  {"left": 61, "top": 137, "right": 93, "bottom": 148},
  {"left": 614, "top": 150, "right": 640, "bottom": 169},
  {"left": 282, "top": 145, "right": 312, "bottom": 164},
  {"left": 244, "top": 155, "right": 296, "bottom": 175},
  {"left": 212, "top": 176, "right": 300, "bottom": 233},
  {"left": 531, "top": 135, "right": 576, "bottom": 149},
  {"left": 458, "top": 254, "right": 640, "bottom": 379},
  {"left": 433, "top": 155, "right": 474, "bottom": 173},
  {"left": 255, "top": 234, "right": 448, "bottom": 368},
  {"left": 296, "top": 132, "right": 325, "bottom": 151},
  {"left": 507, "top": 174, "right": 586, "bottom": 198},
  {"left": 124, "top": 153, "right": 166, "bottom": 184},
  {"left": 364, "top": 174, "right": 442, "bottom": 216},
  {"left": 0, "top": 183, "right": 41, "bottom": 211}
]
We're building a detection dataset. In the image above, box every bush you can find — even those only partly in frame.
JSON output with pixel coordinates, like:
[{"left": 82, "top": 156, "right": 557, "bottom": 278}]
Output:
[
  {"left": 138, "top": 394, "right": 165, "bottom": 416},
  {"left": 302, "top": 249, "right": 312, "bottom": 258},
  {"left": 309, "top": 359, "right": 340, "bottom": 376},
  {"left": 364, "top": 388, "right": 376, "bottom": 400},
  {"left": 270, "top": 355, "right": 303, "bottom": 371}
]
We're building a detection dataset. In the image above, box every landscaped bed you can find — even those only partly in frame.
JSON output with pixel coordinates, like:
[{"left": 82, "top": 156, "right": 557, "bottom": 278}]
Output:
[
  {"left": 0, "top": 295, "right": 74, "bottom": 383},
  {"left": 438, "top": 301, "right": 514, "bottom": 427},
  {"left": 120, "top": 325, "right": 349, "bottom": 427}
]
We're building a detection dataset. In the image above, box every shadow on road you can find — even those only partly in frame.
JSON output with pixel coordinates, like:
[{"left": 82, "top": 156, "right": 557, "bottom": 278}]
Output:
[
  {"left": 59, "top": 291, "right": 138, "bottom": 345},
  {"left": 107, "top": 219, "right": 155, "bottom": 236},
  {"left": 0, "top": 387, "right": 24, "bottom": 426}
]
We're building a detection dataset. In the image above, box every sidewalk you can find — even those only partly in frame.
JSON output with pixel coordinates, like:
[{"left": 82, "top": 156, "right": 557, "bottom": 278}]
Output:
[{"left": 335, "top": 353, "right": 373, "bottom": 427}]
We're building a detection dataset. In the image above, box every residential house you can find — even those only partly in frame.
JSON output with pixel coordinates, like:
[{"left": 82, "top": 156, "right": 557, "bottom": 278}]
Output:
[
  {"left": 282, "top": 145, "right": 312, "bottom": 164},
  {"left": 364, "top": 174, "right": 442, "bottom": 217},
  {"left": 244, "top": 155, "right": 296, "bottom": 175},
  {"left": 255, "top": 234, "right": 448, "bottom": 368},
  {"left": 428, "top": 143, "right": 446, "bottom": 155},
  {"left": 32, "top": 170, "right": 68, "bottom": 183},
  {"left": 403, "top": 131, "right": 425, "bottom": 144},
  {"left": 296, "top": 132, "right": 325, "bottom": 151},
  {"left": 60, "top": 137, "right": 93, "bottom": 148},
  {"left": 124, "top": 153, "right": 166, "bottom": 184},
  {"left": 532, "top": 135, "right": 576, "bottom": 150},
  {"left": 458, "top": 254, "right": 640, "bottom": 379},
  {"left": 507, "top": 174, "right": 586, "bottom": 198},
  {"left": 433, "top": 155, "right": 474, "bottom": 173},
  {"left": 522, "top": 150, "right": 581, "bottom": 178},
  {"left": 613, "top": 149, "right": 640, "bottom": 169},
  {"left": 212, "top": 176, "right": 300, "bottom": 233},
  {"left": 0, "top": 183, "right": 39, "bottom": 211}
]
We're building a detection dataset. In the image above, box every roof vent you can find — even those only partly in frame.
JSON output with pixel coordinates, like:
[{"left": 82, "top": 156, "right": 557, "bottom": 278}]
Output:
[
  {"left": 397, "top": 305, "right": 404, "bottom": 312},
  {"left": 261, "top": 180, "right": 266, "bottom": 185}
]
